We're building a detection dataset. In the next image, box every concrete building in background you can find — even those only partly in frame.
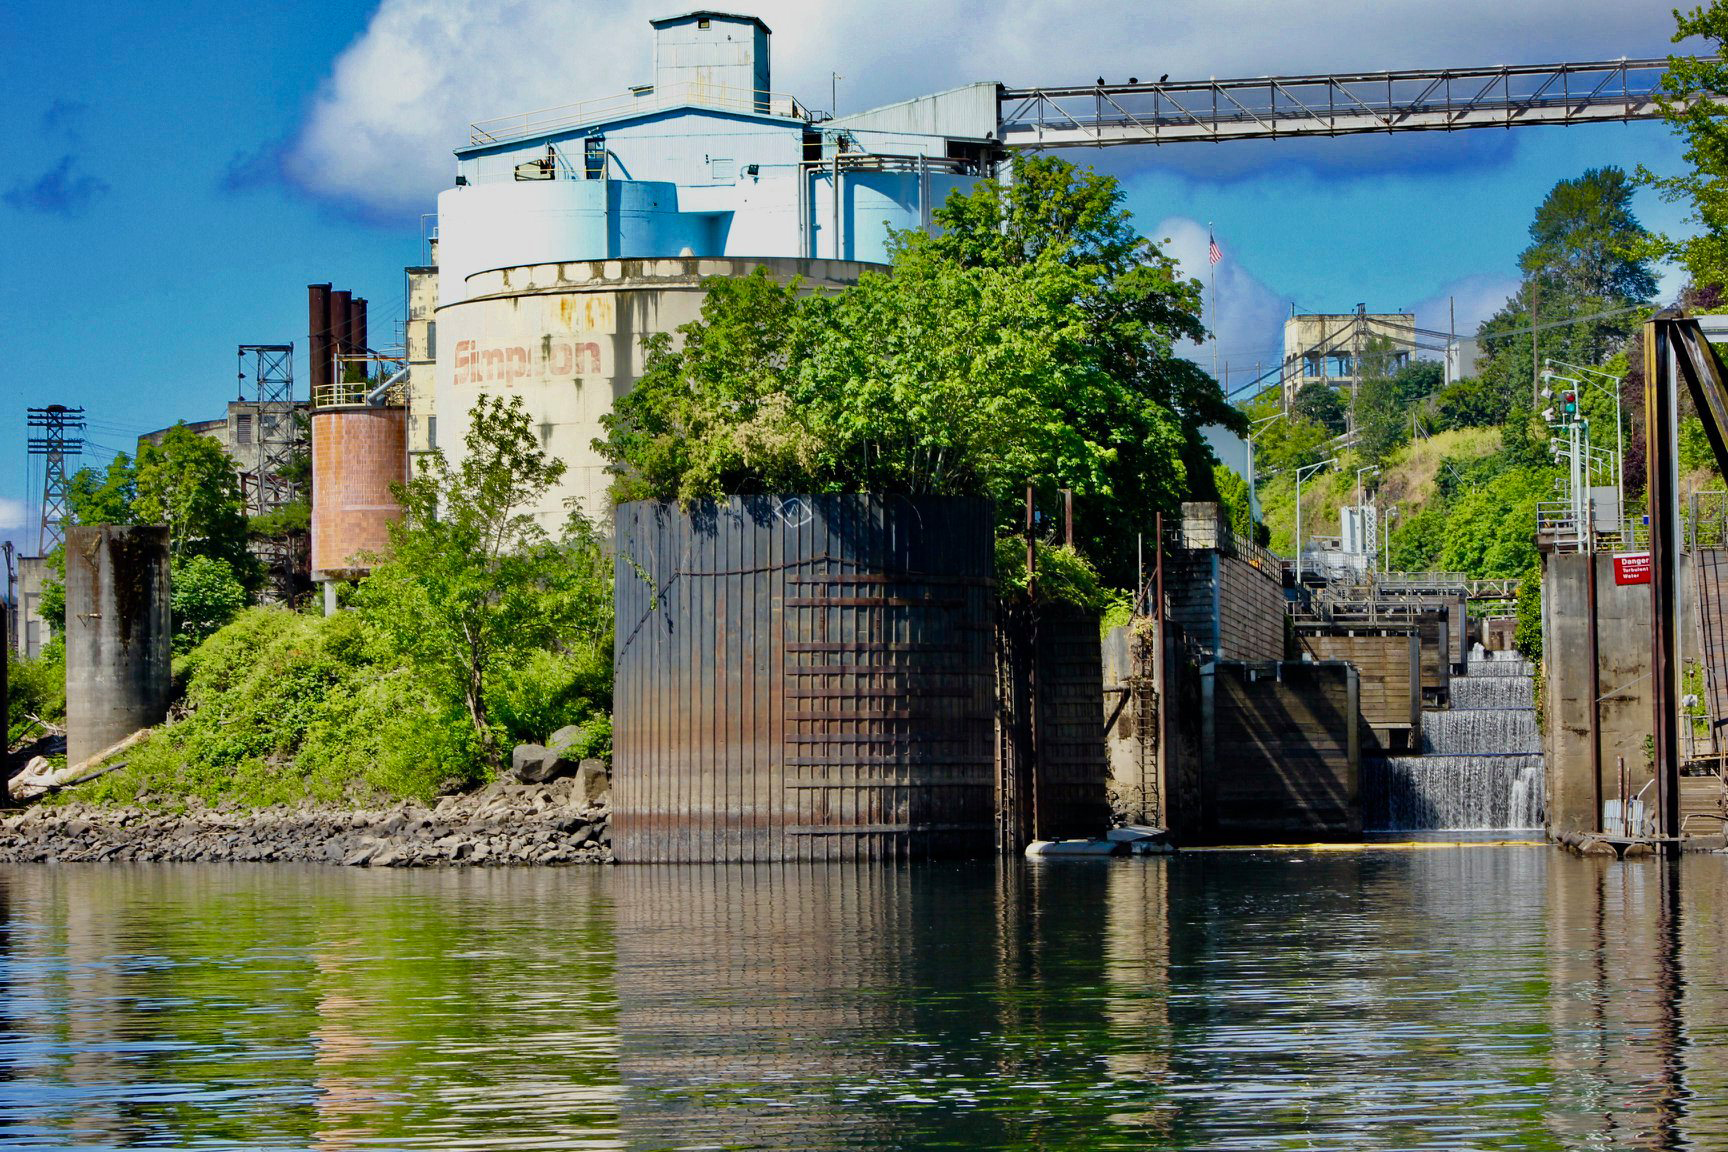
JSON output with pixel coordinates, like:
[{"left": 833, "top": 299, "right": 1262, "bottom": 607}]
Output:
[
  {"left": 13, "top": 555, "right": 49, "bottom": 660},
  {"left": 421, "top": 11, "right": 1001, "bottom": 526},
  {"left": 1281, "top": 310, "right": 1416, "bottom": 405}
]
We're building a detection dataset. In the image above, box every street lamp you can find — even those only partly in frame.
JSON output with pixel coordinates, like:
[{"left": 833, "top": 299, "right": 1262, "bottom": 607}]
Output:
[
  {"left": 1295, "top": 457, "right": 1339, "bottom": 583},
  {"left": 1543, "top": 358, "right": 1624, "bottom": 538},
  {"left": 1246, "top": 410, "right": 1286, "bottom": 512}
]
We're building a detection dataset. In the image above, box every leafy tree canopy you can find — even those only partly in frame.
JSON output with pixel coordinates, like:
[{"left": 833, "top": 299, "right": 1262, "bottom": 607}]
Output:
[
  {"left": 1291, "top": 383, "right": 1347, "bottom": 436},
  {"left": 1641, "top": 4, "right": 1728, "bottom": 293},
  {"left": 357, "top": 394, "right": 612, "bottom": 767},
  {"left": 600, "top": 156, "right": 1235, "bottom": 585}
]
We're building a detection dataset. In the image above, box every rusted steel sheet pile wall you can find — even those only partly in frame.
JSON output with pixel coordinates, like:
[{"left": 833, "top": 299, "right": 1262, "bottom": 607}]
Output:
[
  {"left": 613, "top": 496, "right": 996, "bottom": 862},
  {"left": 997, "top": 604, "right": 1112, "bottom": 848},
  {"left": 1297, "top": 631, "right": 1420, "bottom": 751}
]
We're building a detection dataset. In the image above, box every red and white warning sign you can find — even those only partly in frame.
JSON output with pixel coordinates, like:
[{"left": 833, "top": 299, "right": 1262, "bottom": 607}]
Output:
[{"left": 1613, "top": 552, "right": 1651, "bottom": 585}]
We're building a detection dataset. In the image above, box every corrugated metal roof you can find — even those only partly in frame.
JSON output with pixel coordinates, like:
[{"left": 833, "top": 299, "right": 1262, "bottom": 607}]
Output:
[{"left": 649, "top": 10, "right": 772, "bottom": 33}]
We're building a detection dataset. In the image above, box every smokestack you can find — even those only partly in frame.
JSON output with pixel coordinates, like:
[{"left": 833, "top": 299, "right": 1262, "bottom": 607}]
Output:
[
  {"left": 308, "top": 283, "right": 332, "bottom": 401},
  {"left": 351, "top": 298, "right": 368, "bottom": 358}
]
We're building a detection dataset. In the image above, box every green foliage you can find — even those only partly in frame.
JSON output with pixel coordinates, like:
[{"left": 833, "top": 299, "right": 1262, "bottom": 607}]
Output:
[
  {"left": 1514, "top": 570, "right": 1543, "bottom": 662},
  {"left": 1356, "top": 360, "right": 1444, "bottom": 465},
  {"left": 170, "top": 555, "right": 249, "bottom": 652},
  {"left": 134, "top": 424, "right": 258, "bottom": 587},
  {"left": 67, "top": 454, "right": 139, "bottom": 525},
  {"left": 1213, "top": 464, "right": 1255, "bottom": 541},
  {"left": 1475, "top": 167, "right": 1656, "bottom": 415},
  {"left": 358, "top": 394, "right": 613, "bottom": 767},
  {"left": 76, "top": 607, "right": 479, "bottom": 808},
  {"left": 993, "top": 537, "right": 1112, "bottom": 613},
  {"left": 1291, "top": 382, "right": 1346, "bottom": 436},
  {"left": 6, "top": 646, "right": 65, "bottom": 745},
  {"left": 1433, "top": 376, "right": 1509, "bottom": 430},
  {"left": 1638, "top": 6, "right": 1728, "bottom": 292},
  {"left": 601, "top": 156, "right": 1233, "bottom": 586}
]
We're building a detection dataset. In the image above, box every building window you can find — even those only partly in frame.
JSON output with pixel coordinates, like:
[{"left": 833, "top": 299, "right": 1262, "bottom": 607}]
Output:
[
  {"left": 235, "top": 413, "right": 253, "bottom": 443},
  {"left": 426, "top": 321, "right": 436, "bottom": 360},
  {"left": 710, "top": 157, "right": 734, "bottom": 183},
  {"left": 427, "top": 416, "right": 437, "bottom": 450},
  {"left": 584, "top": 137, "right": 606, "bottom": 181},
  {"left": 1303, "top": 353, "right": 1322, "bottom": 378},
  {"left": 1328, "top": 353, "right": 1353, "bottom": 378}
]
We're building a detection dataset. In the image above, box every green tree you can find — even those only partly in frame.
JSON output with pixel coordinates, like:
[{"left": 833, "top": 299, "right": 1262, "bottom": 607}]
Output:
[
  {"left": 134, "top": 424, "right": 257, "bottom": 585},
  {"left": 1357, "top": 360, "right": 1444, "bottom": 464},
  {"left": 171, "top": 554, "right": 249, "bottom": 652},
  {"left": 1476, "top": 168, "right": 1657, "bottom": 420},
  {"left": 357, "top": 394, "right": 613, "bottom": 767},
  {"left": 1640, "top": 4, "right": 1728, "bottom": 292},
  {"left": 1291, "top": 382, "right": 1347, "bottom": 436},
  {"left": 601, "top": 156, "right": 1231, "bottom": 586}
]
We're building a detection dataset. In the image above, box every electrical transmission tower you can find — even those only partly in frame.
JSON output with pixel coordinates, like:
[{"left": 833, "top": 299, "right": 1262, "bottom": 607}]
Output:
[
  {"left": 237, "top": 344, "right": 299, "bottom": 516},
  {"left": 26, "top": 405, "right": 84, "bottom": 554}
]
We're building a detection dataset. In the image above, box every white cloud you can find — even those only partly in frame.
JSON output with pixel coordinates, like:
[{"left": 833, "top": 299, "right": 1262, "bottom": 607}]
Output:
[
  {"left": 0, "top": 496, "right": 25, "bottom": 532},
  {"left": 1154, "top": 216, "right": 1291, "bottom": 396},
  {"left": 287, "top": 0, "right": 1696, "bottom": 216},
  {"left": 1412, "top": 274, "right": 1523, "bottom": 342}
]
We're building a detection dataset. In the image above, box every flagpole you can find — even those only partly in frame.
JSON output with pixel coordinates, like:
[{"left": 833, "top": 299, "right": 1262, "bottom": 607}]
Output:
[{"left": 1208, "top": 222, "right": 1218, "bottom": 383}]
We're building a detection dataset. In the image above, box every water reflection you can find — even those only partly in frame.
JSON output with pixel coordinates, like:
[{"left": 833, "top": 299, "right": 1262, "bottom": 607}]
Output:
[{"left": 0, "top": 853, "right": 1725, "bottom": 1149}]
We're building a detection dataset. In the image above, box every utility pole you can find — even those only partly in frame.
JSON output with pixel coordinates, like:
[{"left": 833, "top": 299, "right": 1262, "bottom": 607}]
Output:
[
  {"left": 1351, "top": 303, "right": 1365, "bottom": 435},
  {"left": 26, "top": 405, "right": 85, "bottom": 554}
]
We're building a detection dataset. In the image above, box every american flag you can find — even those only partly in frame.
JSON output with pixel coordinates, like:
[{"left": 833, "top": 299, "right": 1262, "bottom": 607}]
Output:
[{"left": 1208, "top": 233, "right": 1222, "bottom": 265}]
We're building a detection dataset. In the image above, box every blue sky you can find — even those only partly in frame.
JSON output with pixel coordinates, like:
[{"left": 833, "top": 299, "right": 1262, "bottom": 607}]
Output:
[{"left": 0, "top": 0, "right": 1705, "bottom": 562}]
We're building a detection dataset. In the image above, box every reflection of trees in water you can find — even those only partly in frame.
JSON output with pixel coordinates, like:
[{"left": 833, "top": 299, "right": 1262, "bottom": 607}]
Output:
[{"left": 0, "top": 866, "right": 623, "bottom": 1149}]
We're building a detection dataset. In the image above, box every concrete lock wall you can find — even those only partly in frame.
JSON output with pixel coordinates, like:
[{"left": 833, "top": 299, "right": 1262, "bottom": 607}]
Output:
[
  {"left": 1542, "top": 551, "right": 1655, "bottom": 836},
  {"left": 1297, "top": 631, "right": 1420, "bottom": 751},
  {"left": 1194, "top": 660, "right": 1361, "bottom": 842},
  {"left": 65, "top": 526, "right": 171, "bottom": 768},
  {"left": 1167, "top": 503, "right": 1286, "bottom": 662}
]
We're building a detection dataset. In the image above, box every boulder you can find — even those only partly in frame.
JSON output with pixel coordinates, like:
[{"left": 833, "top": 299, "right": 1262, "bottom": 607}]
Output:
[
  {"left": 574, "top": 758, "right": 611, "bottom": 806},
  {"left": 511, "top": 743, "right": 571, "bottom": 784}
]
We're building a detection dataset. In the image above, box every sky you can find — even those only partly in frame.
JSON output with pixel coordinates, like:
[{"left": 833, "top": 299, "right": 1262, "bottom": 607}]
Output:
[{"left": 0, "top": 0, "right": 1709, "bottom": 565}]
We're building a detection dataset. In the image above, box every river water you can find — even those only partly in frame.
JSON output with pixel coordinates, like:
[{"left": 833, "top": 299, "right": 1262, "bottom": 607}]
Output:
[{"left": 3, "top": 851, "right": 1728, "bottom": 1151}]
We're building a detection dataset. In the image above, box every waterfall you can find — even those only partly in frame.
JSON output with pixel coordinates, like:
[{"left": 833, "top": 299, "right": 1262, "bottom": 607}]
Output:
[{"left": 1364, "top": 649, "right": 1546, "bottom": 832}]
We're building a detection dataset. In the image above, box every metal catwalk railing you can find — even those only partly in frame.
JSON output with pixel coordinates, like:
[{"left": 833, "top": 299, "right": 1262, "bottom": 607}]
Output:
[{"left": 999, "top": 58, "right": 1693, "bottom": 149}]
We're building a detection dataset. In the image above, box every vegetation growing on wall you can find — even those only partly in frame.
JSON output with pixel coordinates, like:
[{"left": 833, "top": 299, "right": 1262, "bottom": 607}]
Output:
[{"left": 600, "top": 156, "right": 1240, "bottom": 589}]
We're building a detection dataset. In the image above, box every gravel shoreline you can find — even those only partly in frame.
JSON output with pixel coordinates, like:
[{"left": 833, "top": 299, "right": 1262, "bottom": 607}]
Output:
[{"left": 0, "top": 777, "right": 611, "bottom": 867}]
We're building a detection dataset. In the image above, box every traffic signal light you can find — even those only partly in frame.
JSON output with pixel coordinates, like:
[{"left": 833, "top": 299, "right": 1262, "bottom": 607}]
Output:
[{"left": 1561, "top": 390, "right": 1577, "bottom": 416}]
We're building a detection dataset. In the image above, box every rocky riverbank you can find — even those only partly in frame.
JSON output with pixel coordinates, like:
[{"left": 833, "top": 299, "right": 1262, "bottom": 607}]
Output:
[{"left": 0, "top": 777, "right": 611, "bottom": 867}]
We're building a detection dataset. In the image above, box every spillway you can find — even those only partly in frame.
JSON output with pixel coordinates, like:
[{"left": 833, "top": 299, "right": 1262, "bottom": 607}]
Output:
[{"left": 1364, "top": 650, "right": 1545, "bottom": 831}]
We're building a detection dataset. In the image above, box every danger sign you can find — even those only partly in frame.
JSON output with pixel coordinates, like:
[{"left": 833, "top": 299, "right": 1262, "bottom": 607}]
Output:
[{"left": 1614, "top": 553, "right": 1651, "bottom": 585}]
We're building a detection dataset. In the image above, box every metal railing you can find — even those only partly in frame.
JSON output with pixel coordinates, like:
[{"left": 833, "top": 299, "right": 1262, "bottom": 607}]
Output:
[{"left": 470, "top": 83, "right": 812, "bottom": 146}]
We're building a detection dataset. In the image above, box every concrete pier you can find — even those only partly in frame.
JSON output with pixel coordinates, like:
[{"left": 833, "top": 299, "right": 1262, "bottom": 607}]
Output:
[{"left": 65, "top": 526, "right": 171, "bottom": 768}]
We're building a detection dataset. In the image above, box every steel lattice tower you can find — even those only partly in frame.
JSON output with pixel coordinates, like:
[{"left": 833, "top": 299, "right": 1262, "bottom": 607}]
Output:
[
  {"left": 26, "top": 405, "right": 84, "bottom": 554},
  {"left": 237, "top": 344, "right": 299, "bottom": 516}
]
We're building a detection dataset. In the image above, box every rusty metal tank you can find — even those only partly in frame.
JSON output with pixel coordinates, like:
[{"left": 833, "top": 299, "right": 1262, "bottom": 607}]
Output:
[
  {"left": 310, "top": 405, "right": 407, "bottom": 581},
  {"left": 612, "top": 495, "right": 997, "bottom": 862}
]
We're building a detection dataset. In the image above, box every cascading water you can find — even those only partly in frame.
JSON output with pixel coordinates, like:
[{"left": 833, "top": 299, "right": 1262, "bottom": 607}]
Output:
[{"left": 1364, "top": 648, "right": 1545, "bottom": 831}]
